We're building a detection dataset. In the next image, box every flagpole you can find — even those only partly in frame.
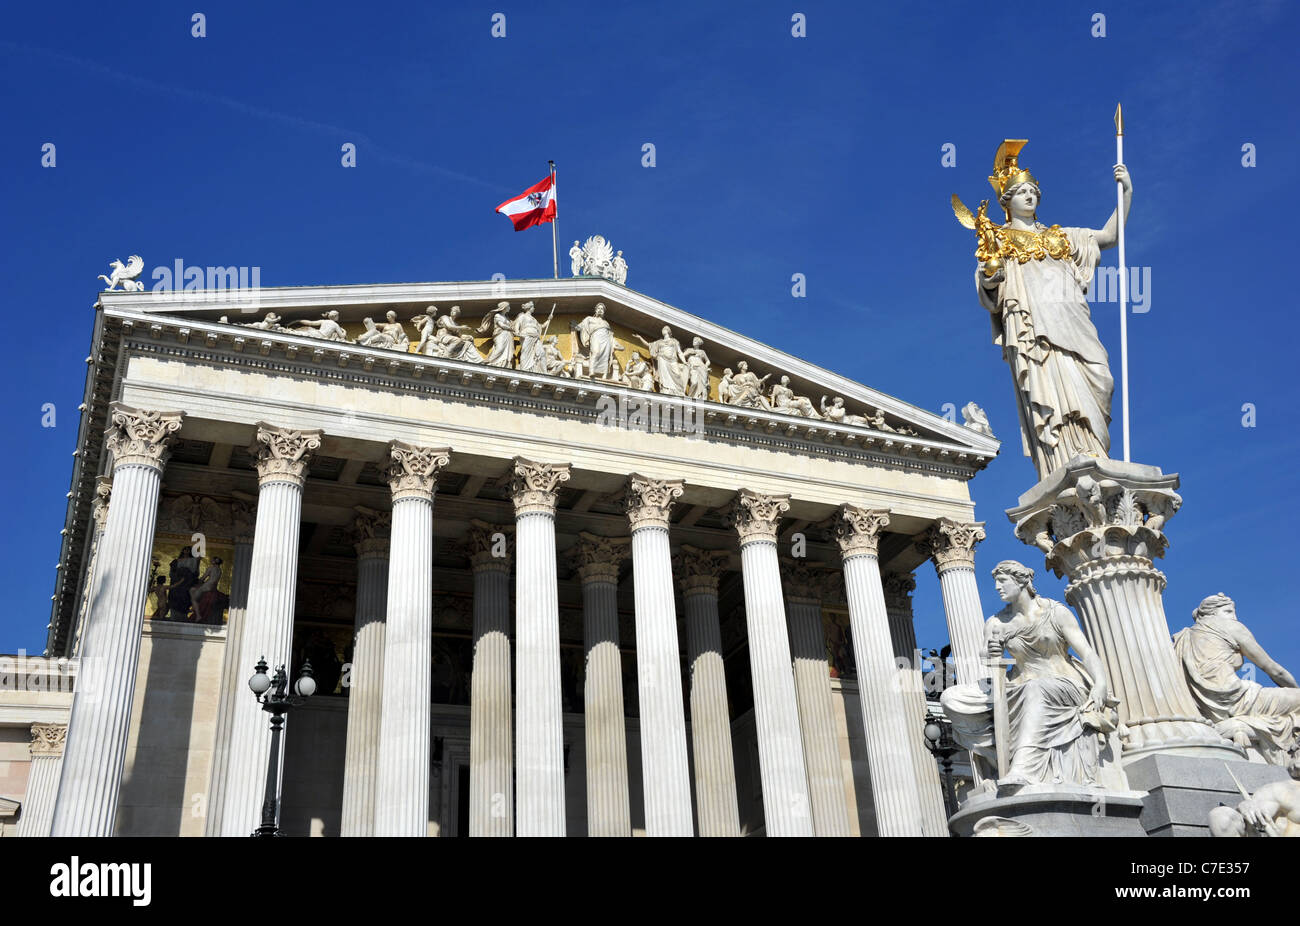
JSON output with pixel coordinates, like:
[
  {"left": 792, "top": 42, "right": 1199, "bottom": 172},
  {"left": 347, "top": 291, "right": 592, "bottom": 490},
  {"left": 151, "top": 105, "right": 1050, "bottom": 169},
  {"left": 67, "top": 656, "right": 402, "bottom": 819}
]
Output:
[
  {"left": 548, "top": 159, "right": 558, "bottom": 280},
  {"left": 1115, "top": 104, "right": 1130, "bottom": 463}
]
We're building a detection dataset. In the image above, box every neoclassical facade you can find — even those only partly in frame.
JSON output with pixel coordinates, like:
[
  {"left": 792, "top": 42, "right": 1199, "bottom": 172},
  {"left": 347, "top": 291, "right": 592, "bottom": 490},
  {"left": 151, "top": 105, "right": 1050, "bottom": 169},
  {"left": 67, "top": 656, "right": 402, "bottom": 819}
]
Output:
[{"left": 30, "top": 273, "right": 1001, "bottom": 837}]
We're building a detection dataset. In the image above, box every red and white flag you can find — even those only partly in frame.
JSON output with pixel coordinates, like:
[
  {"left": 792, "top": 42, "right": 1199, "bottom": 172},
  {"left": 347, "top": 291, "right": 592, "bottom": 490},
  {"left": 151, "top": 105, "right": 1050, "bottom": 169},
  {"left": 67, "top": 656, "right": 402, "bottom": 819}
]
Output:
[{"left": 495, "top": 173, "right": 557, "bottom": 231}]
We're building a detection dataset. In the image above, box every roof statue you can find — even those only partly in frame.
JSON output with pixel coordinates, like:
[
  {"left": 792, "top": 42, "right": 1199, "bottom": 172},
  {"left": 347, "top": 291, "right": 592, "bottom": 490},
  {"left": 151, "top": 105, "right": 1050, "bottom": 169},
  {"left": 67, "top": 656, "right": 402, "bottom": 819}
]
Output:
[
  {"left": 573, "top": 235, "right": 628, "bottom": 284},
  {"left": 98, "top": 255, "right": 145, "bottom": 292}
]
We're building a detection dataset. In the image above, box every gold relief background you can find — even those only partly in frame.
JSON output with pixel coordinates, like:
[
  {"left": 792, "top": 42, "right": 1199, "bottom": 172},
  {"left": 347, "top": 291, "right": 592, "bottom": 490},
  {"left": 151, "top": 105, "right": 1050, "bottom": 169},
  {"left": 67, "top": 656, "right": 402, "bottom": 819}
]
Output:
[{"left": 146, "top": 532, "right": 234, "bottom": 625}]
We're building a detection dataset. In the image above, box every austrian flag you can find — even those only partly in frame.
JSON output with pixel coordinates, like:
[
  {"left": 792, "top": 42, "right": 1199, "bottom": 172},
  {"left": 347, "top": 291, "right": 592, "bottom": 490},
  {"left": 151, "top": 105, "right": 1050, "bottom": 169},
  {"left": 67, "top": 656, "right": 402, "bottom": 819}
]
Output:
[{"left": 495, "top": 174, "right": 557, "bottom": 231}]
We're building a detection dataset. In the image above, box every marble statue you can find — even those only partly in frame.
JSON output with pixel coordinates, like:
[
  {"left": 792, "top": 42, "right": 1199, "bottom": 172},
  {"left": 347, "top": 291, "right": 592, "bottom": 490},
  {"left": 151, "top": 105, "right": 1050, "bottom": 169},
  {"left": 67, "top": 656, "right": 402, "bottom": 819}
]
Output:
[
  {"left": 98, "top": 255, "right": 145, "bottom": 292},
  {"left": 682, "top": 337, "right": 711, "bottom": 400},
  {"left": 243, "top": 312, "right": 288, "bottom": 332},
  {"left": 412, "top": 307, "right": 438, "bottom": 355},
  {"left": 540, "top": 335, "right": 567, "bottom": 376},
  {"left": 357, "top": 317, "right": 396, "bottom": 349},
  {"left": 954, "top": 140, "right": 1130, "bottom": 479},
  {"left": 1173, "top": 594, "right": 1300, "bottom": 766},
  {"left": 569, "top": 240, "right": 583, "bottom": 277},
  {"left": 770, "top": 376, "right": 821, "bottom": 418},
  {"left": 478, "top": 302, "right": 515, "bottom": 368},
  {"left": 571, "top": 303, "right": 614, "bottom": 379},
  {"left": 1209, "top": 761, "right": 1300, "bottom": 837},
  {"left": 380, "top": 310, "right": 409, "bottom": 351},
  {"left": 962, "top": 401, "right": 994, "bottom": 437},
  {"left": 726, "top": 361, "right": 772, "bottom": 410},
  {"left": 435, "top": 306, "right": 482, "bottom": 363},
  {"left": 819, "top": 396, "right": 869, "bottom": 426},
  {"left": 293, "top": 310, "right": 348, "bottom": 341},
  {"left": 635, "top": 327, "right": 687, "bottom": 396},
  {"left": 611, "top": 250, "right": 628, "bottom": 285},
  {"left": 623, "top": 352, "right": 654, "bottom": 391},
  {"left": 514, "top": 302, "right": 545, "bottom": 373},
  {"left": 574, "top": 235, "right": 626, "bottom": 281},
  {"left": 940, "top": 560, "right": 1118, "bottom": 790}
]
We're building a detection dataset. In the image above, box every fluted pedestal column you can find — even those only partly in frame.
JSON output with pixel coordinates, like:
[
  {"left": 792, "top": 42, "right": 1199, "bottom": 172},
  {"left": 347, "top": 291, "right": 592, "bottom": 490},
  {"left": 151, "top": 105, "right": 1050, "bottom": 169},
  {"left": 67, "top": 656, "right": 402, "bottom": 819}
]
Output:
[
  {"left": 220, "top": 423, "right": 321, "bottom": 836},
  {"left": 17, "top": 724, "right": 68, "bottom": 837},
  {"left": 52, "top": 403, "right": 184, "bottom": 837},
  {"left": 626, "top": 475, "right": 692, "bottom": 836},
  {"left": 835, "top": 505, "right": 924, "bottom": 837},
  {"left": 882, "top": 572, "right": 949, "bottom": 837},
  {"left": 1007, "top": 458, "right": 1236, "bottom": 759},
  {"left": 919, "top": 519, "right": 988, "bottom": 686},
  {"left": 678, "top": 546, "right": 741, "bottom": 836},
  {"left": 375, "top": 443, "right": 450, "bottom": 837},
  {"left": 569, "top": 532, "right": 632, "bottom": 836},
  {"left": 340, "top": 508, "right": 391, "bottom": 836},
  {"left": 511, "top": 458, "right": 571, "bottom": 836},
  {"left": 781, "top": 561, "right": 851, "bottom": 836},
  {"left": 204, "top": 495, "right": 255, "bottom": 836},
  {"left": 466, "top": 520, "right": 514, "bottom": 836},
  {"left": 731, "top": 490, "right": 813, "bottom": 837}
]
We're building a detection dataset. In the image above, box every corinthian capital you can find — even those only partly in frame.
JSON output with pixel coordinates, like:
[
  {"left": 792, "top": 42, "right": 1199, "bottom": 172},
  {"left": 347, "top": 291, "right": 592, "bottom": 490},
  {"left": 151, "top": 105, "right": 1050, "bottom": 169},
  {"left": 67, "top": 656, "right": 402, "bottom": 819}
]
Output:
[
  {"left": 917, "top": 518, "right": 986, "bottom": 573},
  {"left": 780, "top": 558, "right": 838, "bottom": 604},
  {"left": 385, "top": 441, "right": 451, "bottom": 502},
  {"left": 231, "top": 491, "right": 257, "bottom": 544},
  {"left": 250, "top": 422, "right": 323, "bottom": 489},
  {"left": 92, "top": 476, "right": 113, "bottom": 532},
  {"left": 566, "top": 531, "right": 629, "bottom": 584},
  {"left": 834, "top": 504, "right": 890, "bottom": 559},
  {"left": 30, "top": 722, "right": 68, "bottom": 757},
  {"left": 104, "top": 403, "right": 185, "bottom": 471},
  {"left": 510, "top": 457, "right": 571, "bottom": 516},
  {"left": 730, "top": 489, "right": 790, "bottom": 546},
  {"left": 352, "top": 505, "right": 392, "bottom": 558},
  {"left": 882, "top": 572, "right": 917, "bottom": 616},
  {"left": 464, "top": 518, "right": 513, "bottom": 571},
  {"left": 675, "top": 545, "right": 729, "bottom": 596},
  {"left": 625, "top": 474, "right": 685, "bottom": 531}
]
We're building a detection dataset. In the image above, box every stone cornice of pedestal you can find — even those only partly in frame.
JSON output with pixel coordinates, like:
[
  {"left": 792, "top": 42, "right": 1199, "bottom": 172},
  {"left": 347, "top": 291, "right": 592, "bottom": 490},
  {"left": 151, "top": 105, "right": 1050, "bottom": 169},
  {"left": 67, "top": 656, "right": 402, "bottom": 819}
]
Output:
[
  {"left": 779, "top": 558, "right": 838, "bottom": 604},
  {"left": 625, "top": 474, "right": 685, "bottom": 532},
  {"left": 834, "top": 504, "right": 890, "bottom": 559},
  {"left": 566, "top": 531, "right": 630, "bottom": 584},
  {"left": 675, "top": 545, "right": 730, "bottom": 596},
  {"left": 463, "top": 518, "right": 514, "bottom": 572},
  {"left": 510, "top": 457, "right": 572, "bottom": 517},
  {"left": 1006, "top": 457, "right": 1182, "bottom": 579},
  {"left": 916, "top": 517, "right": 986, "bottom": 573},
  {"left": 104, "top": 402, "right": 185, "bottom": 471},
  {"left": 385, "top": 440, "right": 451, "bottom": 502},
  {"left": 29, "top": 722, "right": 68, "bottom": 757},
  {"left": 250, "top": 422, "right": 324, "bottom": 489},
  {"left": 731, "top": 489, "right": 791, "bottom": 547}
]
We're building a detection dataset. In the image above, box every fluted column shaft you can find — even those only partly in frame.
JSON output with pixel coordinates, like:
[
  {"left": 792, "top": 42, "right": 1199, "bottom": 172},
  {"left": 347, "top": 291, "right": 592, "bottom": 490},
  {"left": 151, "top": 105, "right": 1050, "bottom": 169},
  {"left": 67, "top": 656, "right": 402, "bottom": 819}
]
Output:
[
  {"left": 53, "top": 404, "right": 184, "bottom": 837},
  {"left": 467, "top": 522, "right": 513, "bottom": 837},
  {"left": 512, "top": 458, "right": 571, "bottom": 836},
  {"left": 882, "top": 573, "right": 949, "bottom": 837},
  {"left": 17, "top": 724, "right": 67, "bottom": 837},
  {"left": 836, "top": 505, "right": 924, "bottom": 837},
  {"left": 340, "top": 512, "right": 390, "bottom": 837},
  {"left": 732, "top": 490, "right": 813, "bottom": 837},
  {"left": 204, "top": 507, "right": 254, "bottom": 837},
  {"left": 783, "top": 567, "right": 852, "bottom": 837},
  {"left": 680, "top": 547, "right": 740, "bottom": 836},
  {"left": 375, "top": 442, "right": 449, "bottom": 837},
  {"left": 920, "top": 519, "right": 988, "bottom": 686},
  {"left": 220, "top": 423, "right": 321, "bottom": 837}
]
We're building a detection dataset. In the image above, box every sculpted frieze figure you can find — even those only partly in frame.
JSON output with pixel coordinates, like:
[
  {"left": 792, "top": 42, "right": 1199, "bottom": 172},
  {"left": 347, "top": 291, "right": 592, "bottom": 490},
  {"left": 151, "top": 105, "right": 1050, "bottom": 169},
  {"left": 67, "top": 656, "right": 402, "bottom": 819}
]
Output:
[
  {"left": 292, "top": 310, "right": 348, "bottom": 341},
  {"left": 1173, "top": 594, "right": 1300, "bottom": 766},
  {"left": 940, "top": 560, "right": 1120, "bottom": 791},
  {"left": 478, "top": 302, "right": 515, "bottom": 368},
  {"left": 98, "top": 255, "right": 145, "bottom": 292},
  {"left": 953, "top": 139, "right": 1130, "bottom": 479},
  {"left": 770, "top": 376, "right": 821, "bottom": 418},
  {"left": 514, "top": 301, "right": 546, "bottom": 373},
  {"left": 380, "top": 310, "right": 409, "bottom": 351},
  {"left": 634, "top": 326, "right": 688, "bottom": 397},
  {"left": 725, "top": 360, "right": 772, "bottom": 410},
  {"left": 539, "top": 335, "right": 567, "bottom": 376},
  {"left": 570, "top": 303, "right": 615, "bottom": 379},
  {"left": 357, "top": 317, "right": 396, "bottom": 349},
  {"left": 434, "top": 306, "right": 483, "bottom": 363},
  {"left": 682, "top": 337, "right": 711, "bottom": 400},
  {"left": 623, "top": 352, "right": 654, "bottom": 390},
  {"left": 235, "top": 312, "right": 288, "bottom": 332},
  {"left": 819, "top": 396, "right": 869, "bottom": 426},
  {"left": 962, "top": 401, "right": 995, "bottom": 437}
]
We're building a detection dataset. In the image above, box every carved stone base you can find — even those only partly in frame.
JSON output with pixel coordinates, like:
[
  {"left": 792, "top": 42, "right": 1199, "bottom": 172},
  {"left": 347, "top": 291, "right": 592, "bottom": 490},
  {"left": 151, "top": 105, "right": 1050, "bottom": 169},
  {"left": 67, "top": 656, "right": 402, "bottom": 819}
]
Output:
[
  {"left": 949, "top": 784, "right": 1149, "bottom": 837},
  {"left": 1007, "top": 456, "right": 1238, "bottom": 761},
  {"left": 1126, "top": 754, "right": 1291, "bottom": 837}
]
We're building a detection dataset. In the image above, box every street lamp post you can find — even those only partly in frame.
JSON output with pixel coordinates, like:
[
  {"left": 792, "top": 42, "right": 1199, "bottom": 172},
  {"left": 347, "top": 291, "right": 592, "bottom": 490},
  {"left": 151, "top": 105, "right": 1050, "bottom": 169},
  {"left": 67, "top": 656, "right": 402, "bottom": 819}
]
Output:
[
  {"left": 248, "top": 656, "right": 316, "bottom": 837},
  {"left": 922, "top": 712, "right": 961, "bottom": 824}
]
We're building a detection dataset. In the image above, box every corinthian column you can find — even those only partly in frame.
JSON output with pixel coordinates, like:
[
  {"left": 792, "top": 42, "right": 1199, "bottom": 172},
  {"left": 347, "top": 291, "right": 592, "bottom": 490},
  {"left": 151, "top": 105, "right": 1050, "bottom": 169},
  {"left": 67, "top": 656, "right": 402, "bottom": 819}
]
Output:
[
  {"left": 466, "top": 519, "right": 514, "bottom": 837},
  {"left": 511, "top": 457, "right": 571, "bottom": 836},
  {"left": 374, "top": 442, "right": 450, "bottom": 837},
  {"left": 17, "top": 723, "right": 68, "bottom": 837},
  {"left": 834, "top": 505, "right": 924, "bottom": 837},
  {"left": 220, "top": 422, "right": 322, "bottom": 837},
  {"left": 204, "top": 494, "right": 256, "bottom": 836},
  {"left": 881, "top": 572, "right": 950, "bottom": 837},
  {"left": 568, "top": 532, "right": 632, "bottom": 837},
  {"left": 781, "top": 560, "right": 851, "bottom": 837},
  {"left": 917, "top": 518, "right": 988, "bottom": 685},
  {"left": 71, "top": 476, "right": 113, "bottom": 658},
  {"left": 626, "top": 474, "right": 693, "bottom": 836},
  {"left": 340, "top": 506, "right": 390, "bottom": 836},
  {"left": 730, "top": 489, "right": 813, "bottom": 837},
  {"left": 677, "top": 545, "right": 741, "bottom": 837},
  {"left": 52, "top": 403, "right": 184, "bottom": 837}
]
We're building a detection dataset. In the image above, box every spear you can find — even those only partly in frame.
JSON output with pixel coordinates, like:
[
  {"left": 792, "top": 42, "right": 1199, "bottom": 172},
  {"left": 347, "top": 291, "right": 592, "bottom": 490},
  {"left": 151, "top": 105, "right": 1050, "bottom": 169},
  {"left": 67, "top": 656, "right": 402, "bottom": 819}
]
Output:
[{"left": 1115, "top": 104, "right": 1131, "bottom": 462}]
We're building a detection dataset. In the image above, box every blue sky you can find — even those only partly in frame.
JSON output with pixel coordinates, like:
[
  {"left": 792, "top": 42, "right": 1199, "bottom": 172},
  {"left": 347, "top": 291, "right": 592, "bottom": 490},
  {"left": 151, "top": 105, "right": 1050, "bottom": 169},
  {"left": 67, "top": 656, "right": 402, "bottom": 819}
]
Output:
[{"left": 2, "top": 0, "right": 1297, "bottom": 679}]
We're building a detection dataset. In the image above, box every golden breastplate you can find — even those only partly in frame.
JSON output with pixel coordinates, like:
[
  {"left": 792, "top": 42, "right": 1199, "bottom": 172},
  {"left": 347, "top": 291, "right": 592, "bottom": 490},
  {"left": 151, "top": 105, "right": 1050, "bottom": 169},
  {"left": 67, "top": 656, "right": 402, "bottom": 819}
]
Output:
[{"left": 998, "top": 225, "right": 1072, "bottom": 263}]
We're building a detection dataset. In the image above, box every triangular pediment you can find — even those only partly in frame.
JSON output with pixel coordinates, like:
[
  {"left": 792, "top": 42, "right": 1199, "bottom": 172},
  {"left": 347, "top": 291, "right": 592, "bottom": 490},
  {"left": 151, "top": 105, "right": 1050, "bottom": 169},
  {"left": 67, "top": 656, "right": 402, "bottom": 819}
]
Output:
[{"left": 98, "top": 277, "right": 1000, "bottom": 457}]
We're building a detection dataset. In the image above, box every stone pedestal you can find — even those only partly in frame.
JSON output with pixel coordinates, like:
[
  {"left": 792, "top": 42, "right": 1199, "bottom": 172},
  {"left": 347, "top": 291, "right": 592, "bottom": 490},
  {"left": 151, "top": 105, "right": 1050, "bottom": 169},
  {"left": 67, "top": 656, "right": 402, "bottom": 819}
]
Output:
[
  {"left": 1125, "top": 754, "right": 1291, "bottom": 837},
  {"left": 1007, "top": 457, "right": 1238, "bottom": 762},
  {"left": 949, "top": 784, "right": 1149, "bottom": 837}
]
